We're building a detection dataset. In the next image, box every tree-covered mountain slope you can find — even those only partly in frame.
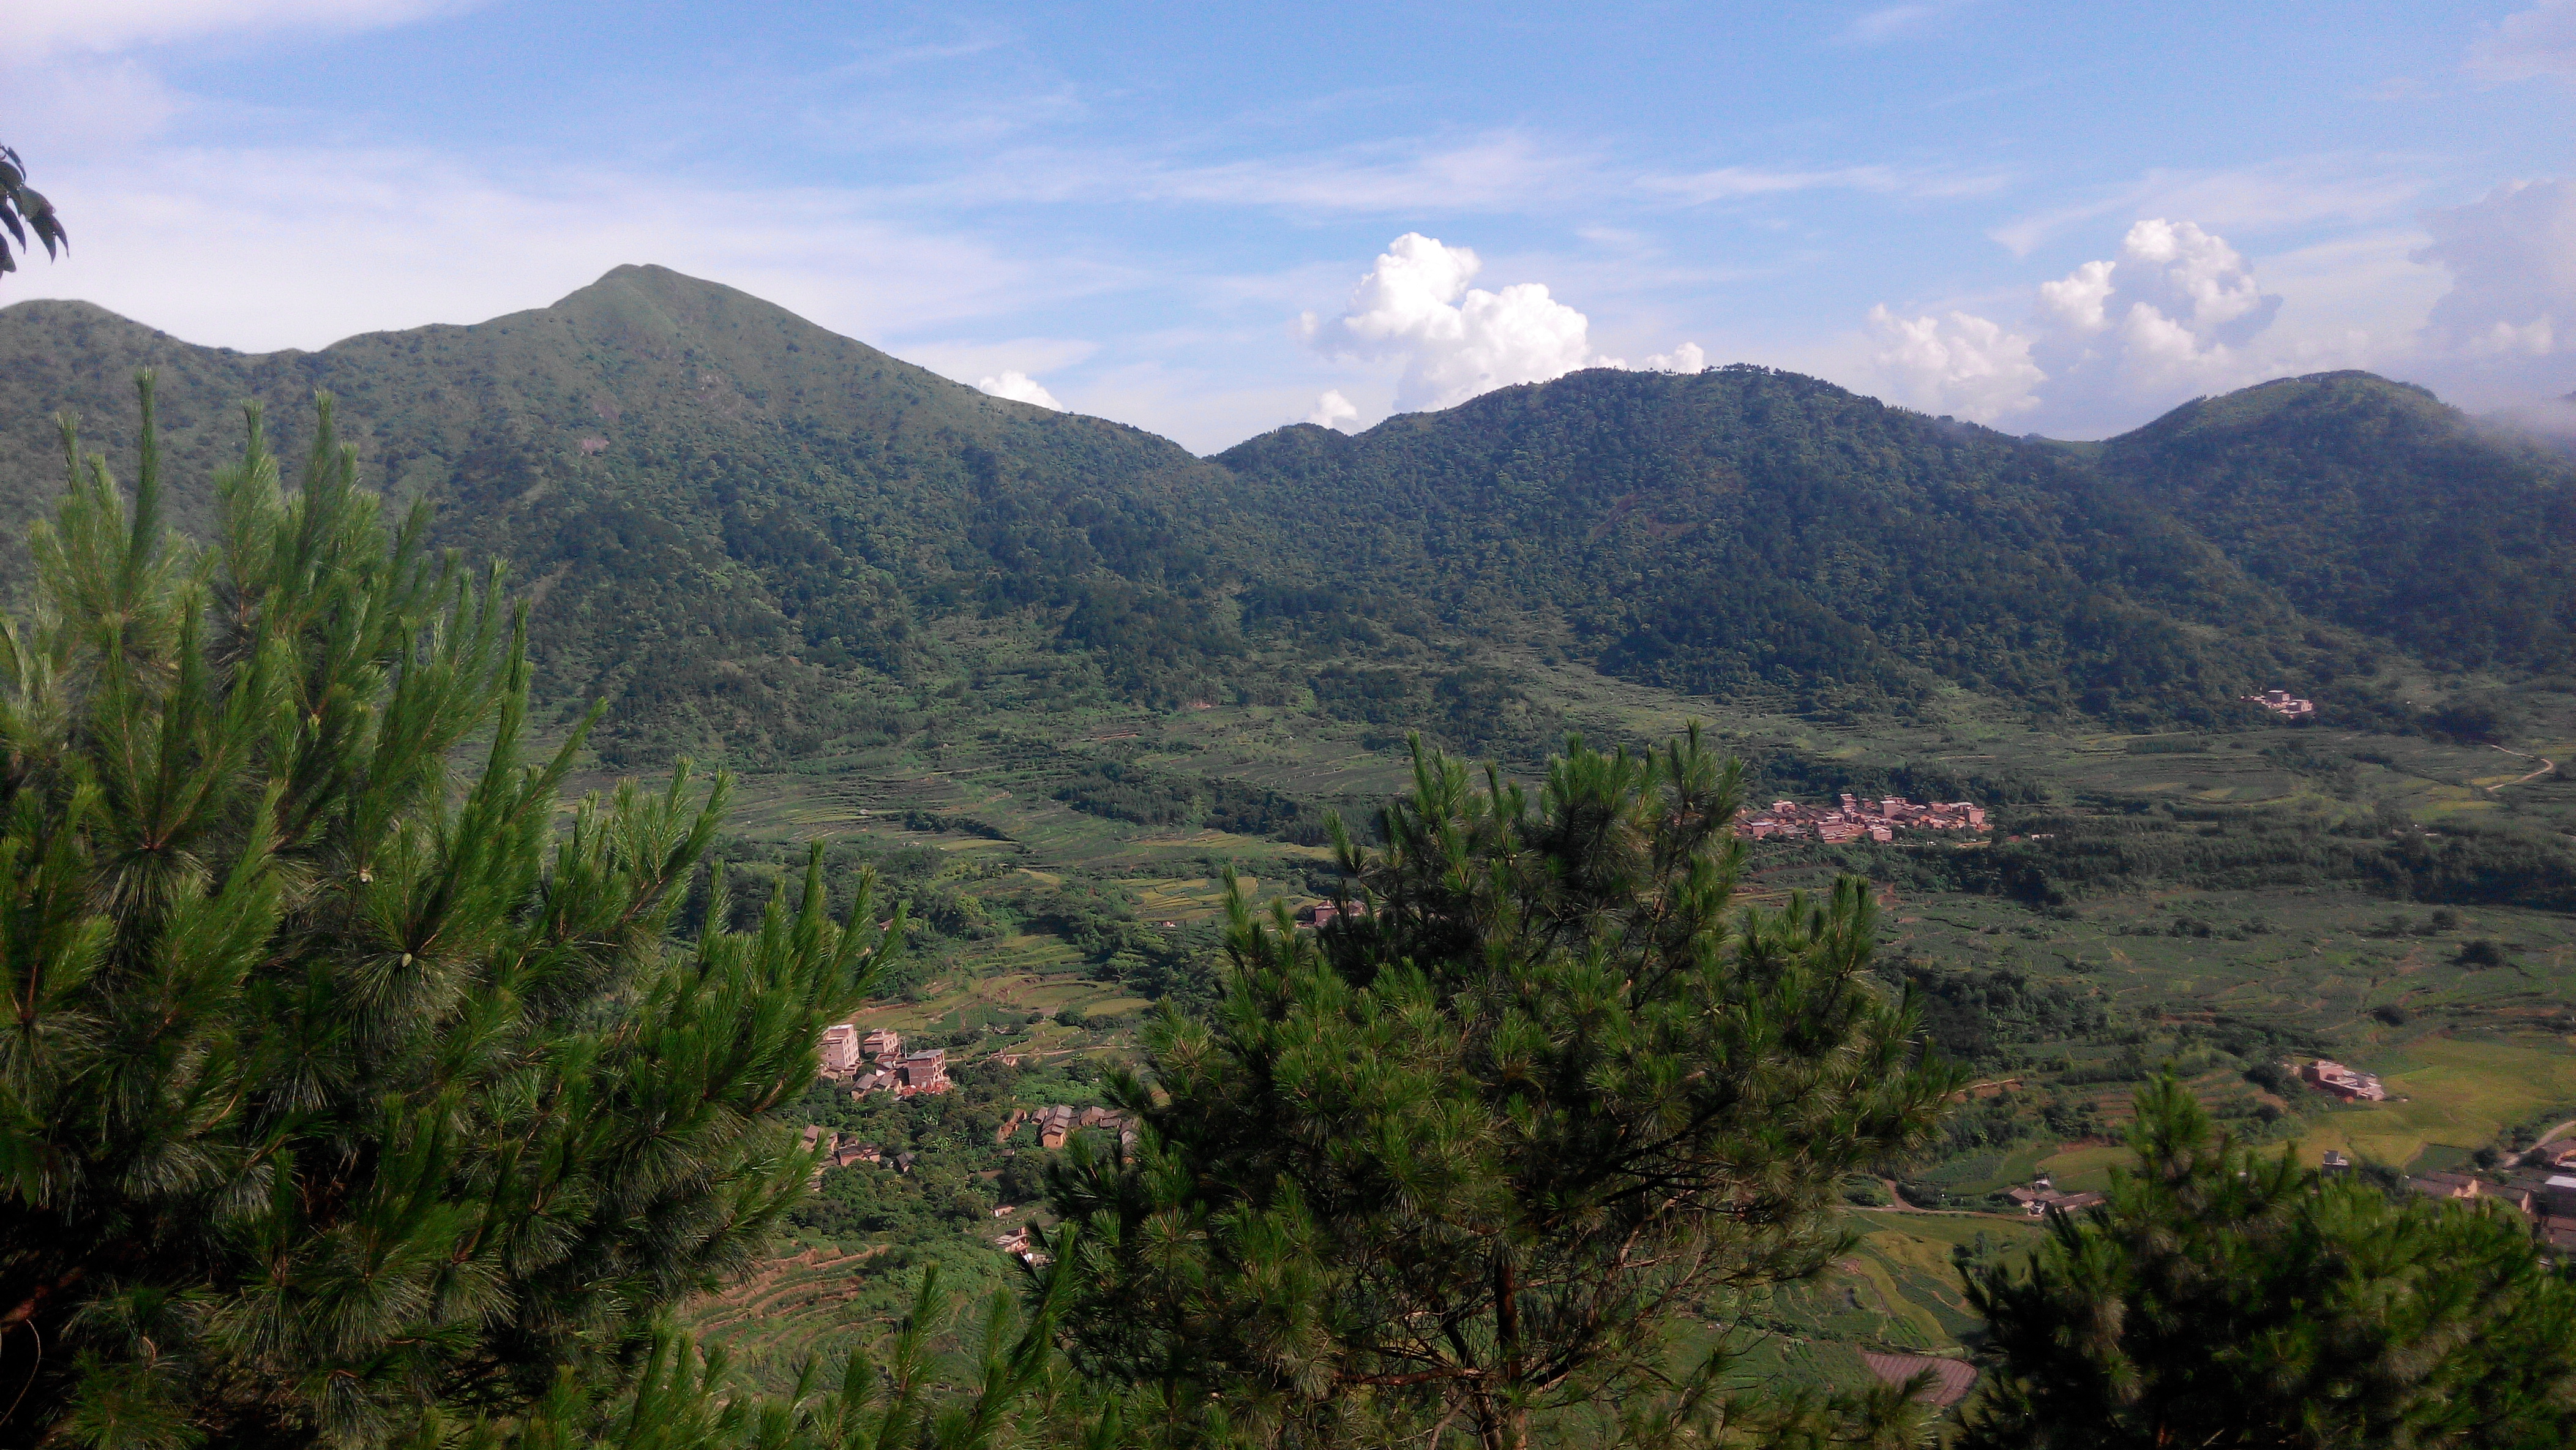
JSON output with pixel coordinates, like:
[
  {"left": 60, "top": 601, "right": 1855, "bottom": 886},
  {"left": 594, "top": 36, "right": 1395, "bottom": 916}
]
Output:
[
  {"left": 6, "top": 268, "right": 2572, "bottom": 759},
  {"left": 1214, "top": 366, "right": 2315, "bottom": 726},
  {"left": 2097, "top": 371, "right": 2576, "bottom": 675},
  {"left": 0, "top": 266, "right": 1246, "bottom": 763}
]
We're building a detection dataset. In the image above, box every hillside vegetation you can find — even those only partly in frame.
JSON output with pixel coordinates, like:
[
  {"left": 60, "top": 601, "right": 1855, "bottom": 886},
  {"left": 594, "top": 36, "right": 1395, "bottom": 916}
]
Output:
[
  {"left": 8, "top": 267, "right": 2574, "bottom": 769},
  {"left": 12, "top": 269, "right": 2576, "bottom": 1433}
]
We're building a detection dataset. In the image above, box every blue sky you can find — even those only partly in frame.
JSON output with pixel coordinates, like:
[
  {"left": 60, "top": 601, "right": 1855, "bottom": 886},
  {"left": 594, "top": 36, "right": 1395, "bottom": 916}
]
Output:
[{"left": 4, "top": 1, "right": 2572, "bottom": 450}]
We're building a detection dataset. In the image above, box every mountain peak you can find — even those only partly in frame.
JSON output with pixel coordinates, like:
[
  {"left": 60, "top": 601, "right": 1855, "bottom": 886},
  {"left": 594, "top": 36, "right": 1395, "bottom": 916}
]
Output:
[
  {"left": 540, "top": 263, "right": 842, "bottom": 354},
  {"left": 2110, "top": 369, "right": 2451, "bottom": 448}
]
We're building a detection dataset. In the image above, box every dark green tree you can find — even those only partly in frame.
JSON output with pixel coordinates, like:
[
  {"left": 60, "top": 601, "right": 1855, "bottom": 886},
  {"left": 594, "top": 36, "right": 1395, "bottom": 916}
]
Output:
[
  {"left": 410, "top": 1265, "right": 1079, "bottom": 1450},
  {"left": 0, "top": 377, "right": 905, "bottom": 1447},
  {"left": 1963, "top": 1076, "right": 2576, "bottom": 1449},
  {"left": 1047, "top": 734, "right": 1958, "bottom": 1450},
  {"left": 0, "top": 146, "right": 67, "bottom": 274}
]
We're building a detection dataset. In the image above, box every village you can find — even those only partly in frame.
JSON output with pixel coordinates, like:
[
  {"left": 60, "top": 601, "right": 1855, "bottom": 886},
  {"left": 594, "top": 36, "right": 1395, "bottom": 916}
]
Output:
[
  {"left": 1735, "top": 792, "right": 1988, "bottom": 844},
  {"left": 2389, "top": 1146, "right": 2576, "bottom": 1253},
  {"left": 2283, "top": 1057, "right": 2576, "bottom": 1251},
  {"left": 818, "top": 1023, "right": 953, "bottom": 1098},
  {"left": 807, "top": 1018, "right": 1134, "bottom": 1255},
  {"left": 2243, "top": 688, "right": 2318, "bottom": 719}
]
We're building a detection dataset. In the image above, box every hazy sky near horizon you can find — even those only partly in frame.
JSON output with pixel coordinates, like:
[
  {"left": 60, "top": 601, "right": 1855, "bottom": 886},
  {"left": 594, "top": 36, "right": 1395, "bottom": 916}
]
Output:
[{"left": 2, "top": 1, "right": 2572, "bottom": 452}]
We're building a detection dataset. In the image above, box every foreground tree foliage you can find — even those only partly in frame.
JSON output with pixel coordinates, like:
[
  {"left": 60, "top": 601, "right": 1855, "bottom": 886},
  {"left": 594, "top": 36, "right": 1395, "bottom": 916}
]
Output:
[
  {"left": 1963, "top": 1077, "right": 2576, "bottom": 1449},
  {"left": 415, "top": 1266, "right": 1077, "bottom": 1450},
  {"left": 1048, "top": 734, "right": 1958, "bottom": 1450},
  {"left": 0, "top": 378, "right": 916, "bottom": 1447},
  {"left": 0, "top": 145, "right": 67, "bottom": 275}
]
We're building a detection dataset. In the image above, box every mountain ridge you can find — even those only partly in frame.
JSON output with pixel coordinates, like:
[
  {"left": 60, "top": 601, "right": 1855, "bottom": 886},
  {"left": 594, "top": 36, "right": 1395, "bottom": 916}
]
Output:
[{"left": 3, "top": 266, "right": 2570, "bottom": 761}]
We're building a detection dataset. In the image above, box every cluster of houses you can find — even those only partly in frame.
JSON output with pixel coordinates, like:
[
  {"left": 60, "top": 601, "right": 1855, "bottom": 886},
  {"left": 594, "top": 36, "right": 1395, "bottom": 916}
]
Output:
[
  {"left": 2007, "top": 1174, "right": 2106, "bottom": 1218},
  {"left": 819, "top": 1024, "right": 951, "bottom": 1097},
  {"left": 2403, "top": 1157, "right": 2576, "bottom": 1250},
  {"left": 801, "top": 1124, "right": 915, "bottom": 1177},
  {"left": 2012, "top": 1143, "right": 2576, "bottom": 1250},
  {"left": 1736, "top": 793, "right": 1988, "bottom": 844},
  {"left": 999, "top": 1103, "right": 1137, "bottom": 1154},
  {"left": 2244, "top": 689, "right": 2318, "bottom": 719},
  {"left": 2300, "top": 1058, "right": 2390, "bottom": 1102},
  {"left": 1294, "top": 900, "right": 1369, "bottom": 930}
]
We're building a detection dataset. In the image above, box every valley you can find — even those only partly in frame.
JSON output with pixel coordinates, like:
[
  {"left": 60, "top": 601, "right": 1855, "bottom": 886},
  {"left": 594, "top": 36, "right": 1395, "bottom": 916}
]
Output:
[
  {"left": 9, "top": 265, "right": 2576, "bottom": 1408},
  {"left": 686, "top": 646, "right": 2576, "bottom": 1393}
]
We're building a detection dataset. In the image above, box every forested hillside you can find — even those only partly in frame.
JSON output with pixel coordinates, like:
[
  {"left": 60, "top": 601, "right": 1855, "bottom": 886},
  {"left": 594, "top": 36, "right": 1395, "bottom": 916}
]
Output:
[
  {"left": 2099, "top": 372, "right": 2576, "bottom": 675},
  {"left": 1216, "top": 369, "right": 2313, "bottom": 726},
  {"left": 0, "top": 266, "right": 1245, "bottom": 764},
  {"left": 6, "top": 266, "right": 2574, "bottom": 759},
  {"left": 15, "top": 268, "right": 2576, "bottom": 1440}
]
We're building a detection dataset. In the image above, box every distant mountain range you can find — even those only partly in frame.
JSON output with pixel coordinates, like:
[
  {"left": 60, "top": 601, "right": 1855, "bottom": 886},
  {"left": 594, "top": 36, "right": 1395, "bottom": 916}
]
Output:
[{"left": 4, "top": 265, "right": 2570, "bottom": 761}]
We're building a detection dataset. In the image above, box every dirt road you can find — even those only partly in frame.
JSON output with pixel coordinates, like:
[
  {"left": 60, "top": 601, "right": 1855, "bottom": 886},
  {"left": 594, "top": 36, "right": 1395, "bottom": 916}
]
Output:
[{"left": 2485, "top": 745, "right": 2558, "bottom": 793}]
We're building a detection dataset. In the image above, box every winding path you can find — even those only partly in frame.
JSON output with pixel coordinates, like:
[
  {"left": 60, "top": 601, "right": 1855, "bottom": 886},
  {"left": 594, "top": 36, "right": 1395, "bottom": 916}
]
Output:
[{"left": 2484, "top": 745, "right": 2557, "bottom": 794}]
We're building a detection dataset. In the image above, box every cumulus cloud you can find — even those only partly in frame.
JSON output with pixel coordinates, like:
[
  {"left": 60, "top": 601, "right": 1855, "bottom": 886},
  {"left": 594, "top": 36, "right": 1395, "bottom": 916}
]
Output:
[
  {"left": 2469, "top": 1, "right": 2576, "bottom": 83},
  {"left": 1301, "top": 233, "right": 1617, "bottom": 413},
  {"left": 1642, "top": 342, "right": 1707, "bottom": 373},
  {"left": 1865, "top": 306, "right": 2042, "bottom": 421},
  {"left": 2031, "top": 218, "right": 2282, "bottom": 395},
  {"left": 0, "top": 0, "right": 471, "bottom": 56},
  {"left": 1864, "top": 217, "right": 2299, "bottom": 430},
  {"left": 2414, "top": 179, "right": 2576, "bottom": 362},
  {"left": 1305, "top": 389, "right": 1358, "bottom": 430},
  {"left": 976, "top": 370, "right": 1063, "bottom": 409}
]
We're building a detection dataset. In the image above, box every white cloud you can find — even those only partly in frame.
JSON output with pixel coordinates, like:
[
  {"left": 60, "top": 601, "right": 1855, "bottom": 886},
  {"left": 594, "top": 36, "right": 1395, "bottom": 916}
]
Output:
[
  {"left": 1864, "top": 306, "right": 2042, "bottom": 421},
  {"left": 0, "top": 145, "right": 1114, "bottom": 355},
  {"left": 1642, "top": 342, "right": 1707, "bottom": 372},
  {"left": 2415, "top": 179, "right": 2576, "bottom": 359},
  {"left": 2103, "top": 217, "right": 2282, "bottom": 345},
  {"left": 1860, "top": 217, "right": 2387, "bottom": 434},
  {"left": 1990, "top": 157, "right": 2431, "bottom": 257},
  {"left": 2469, "top": 1, "right": 2576, "bottom": 83},
  {"left": 909, "top": 132, "right": 1593, "bottom": 217},
  {"left": 0, "top": 0, "right": 471, "bottom": 56},
  {"left": 1837, "top": 1, "right": 1979, "bottom": 43},
  {"left": 1304, "top": 389, "right": 1358, "bottom": 429},
  {"left": 2031, "top": 218, "right": 2282, "bottom": 396},
  {"left": 2035, "top": 259, "right": 2115, "bottom": 333},
  {"left": 1646, "top": 165, "right": 1900, "bottom": 203},
  {"left": 911, "top": 336, "right": 1095, "bottom": 389},
  {"left": 975, "top": 370, "right": 1063, "bottom": 409},
  {"left": 1301, "top": 232, "right": 1615, "bottom": 412},
  {"left": 1641, "top": 163, "right": 2006, "bottom": 206}
]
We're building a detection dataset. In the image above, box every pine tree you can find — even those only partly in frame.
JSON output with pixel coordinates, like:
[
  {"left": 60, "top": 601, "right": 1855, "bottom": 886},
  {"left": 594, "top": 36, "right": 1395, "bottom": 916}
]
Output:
[
  {"left": 0, "top": 376, "right": 904, "bottom": 1448},
  {"left": 1962, "top": 1077, "right": 2576, "bottom": 1449},
  {"left": 411, "top": 1264, "right": 1079, "bottom": 1450},
  {"left": 1046, "top": 733, "right": 1958, "bottom": 1450},
  {"left": 0, "top": 145, "right": 67, "bottom": 275}
]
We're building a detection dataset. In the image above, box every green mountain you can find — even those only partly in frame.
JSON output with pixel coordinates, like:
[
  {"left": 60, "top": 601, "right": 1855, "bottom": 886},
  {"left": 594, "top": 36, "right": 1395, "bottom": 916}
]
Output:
[
  {"left": 0, "top": 266, "right": 1241, "bottom": 764},
  {"left": 1211, "top": 367, "right": 2308, "bottom": 727},
  {"left": 4, "top": 266, "right": 2571, "bottom": 762},
  {"left": 2097, "top": 371, "right": 2576, "bottom": 674}
]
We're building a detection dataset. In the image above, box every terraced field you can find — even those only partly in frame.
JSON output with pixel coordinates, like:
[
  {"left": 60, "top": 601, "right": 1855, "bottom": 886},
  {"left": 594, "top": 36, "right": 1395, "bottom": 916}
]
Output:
[
  {"left": 661, "top": 654, "right": 2576, "bottom": 1398},
  {"left": 683, "top": 1246, "right": 893, "bottom": 1383}
]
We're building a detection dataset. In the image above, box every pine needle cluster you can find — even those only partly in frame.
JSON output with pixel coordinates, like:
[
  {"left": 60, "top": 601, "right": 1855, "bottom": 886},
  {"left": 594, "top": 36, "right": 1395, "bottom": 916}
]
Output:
[
  {"left": 1046, "top": 732, "right": 1959, "bottom": 1450},
  {"left": 0, "top": 377, "right": 904, "bottom": 1447},
  {"left": 1963, "top": 1078, "right": 2576, "bottom": 1449}
]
